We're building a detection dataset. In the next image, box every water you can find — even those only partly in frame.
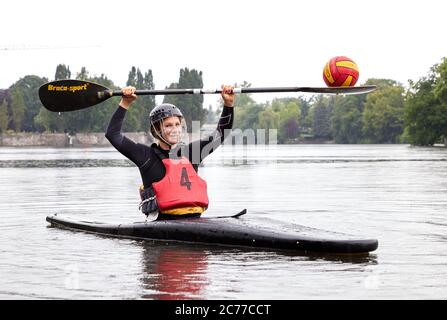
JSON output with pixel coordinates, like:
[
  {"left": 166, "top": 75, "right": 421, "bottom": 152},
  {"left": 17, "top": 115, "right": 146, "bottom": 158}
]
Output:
[{"left": 1, "top": 144, "right": 446, "bottom": 299}]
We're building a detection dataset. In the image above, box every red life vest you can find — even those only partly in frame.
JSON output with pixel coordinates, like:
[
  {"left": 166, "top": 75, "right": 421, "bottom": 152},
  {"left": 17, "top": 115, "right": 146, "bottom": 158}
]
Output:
[{"left": 152, "top": 156, "right": 209, "bottom": 212}]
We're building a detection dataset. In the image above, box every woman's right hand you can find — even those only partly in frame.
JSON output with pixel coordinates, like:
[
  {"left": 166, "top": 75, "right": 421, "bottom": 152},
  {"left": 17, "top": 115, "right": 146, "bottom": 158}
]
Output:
[{"left": 119, "top": 86, "right": 137, "bottom": 110}]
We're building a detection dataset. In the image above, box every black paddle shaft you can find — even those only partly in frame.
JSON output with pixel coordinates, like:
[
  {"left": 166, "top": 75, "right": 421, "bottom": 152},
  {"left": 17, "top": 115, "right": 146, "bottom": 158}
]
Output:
[
  {"left": 102, "top": 85, "right": 376, "bottom": 97},
  {"left": 39, "top": 79, "right": 377, "bottom": 112}
]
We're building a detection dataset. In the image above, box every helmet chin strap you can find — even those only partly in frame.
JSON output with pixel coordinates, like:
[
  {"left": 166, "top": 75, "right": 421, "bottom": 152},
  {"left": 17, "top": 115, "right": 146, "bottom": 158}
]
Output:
[{"left": 155, "top": 129, "right": 174, "bottom": 149}]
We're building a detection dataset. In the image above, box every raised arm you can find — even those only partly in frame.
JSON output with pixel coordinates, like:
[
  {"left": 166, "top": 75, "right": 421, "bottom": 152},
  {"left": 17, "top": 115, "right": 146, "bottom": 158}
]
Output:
[
  {"left": 105, "top": 87, "right": 147, "bottom": 167},
  {"left": 187, "top": 85, "right": 235, "bottom": 167}
]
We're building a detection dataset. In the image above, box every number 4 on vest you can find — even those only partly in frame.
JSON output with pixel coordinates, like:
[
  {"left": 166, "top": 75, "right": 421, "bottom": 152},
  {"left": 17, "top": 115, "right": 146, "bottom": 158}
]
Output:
[{"left": 180, "top": 167, "right": 192, "bottom": 190}]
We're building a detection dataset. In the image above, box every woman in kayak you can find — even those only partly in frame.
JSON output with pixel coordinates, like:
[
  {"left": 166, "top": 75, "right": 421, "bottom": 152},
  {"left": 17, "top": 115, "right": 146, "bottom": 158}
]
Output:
[{"left": 105, "top": 85, "right": 235, "bottom": 220}]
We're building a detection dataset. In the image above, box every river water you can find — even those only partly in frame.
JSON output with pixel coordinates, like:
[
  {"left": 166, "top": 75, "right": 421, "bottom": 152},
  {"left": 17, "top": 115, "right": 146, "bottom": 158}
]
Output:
[{"left": 0, "top": 144, "right": 446, "bottom": 299}]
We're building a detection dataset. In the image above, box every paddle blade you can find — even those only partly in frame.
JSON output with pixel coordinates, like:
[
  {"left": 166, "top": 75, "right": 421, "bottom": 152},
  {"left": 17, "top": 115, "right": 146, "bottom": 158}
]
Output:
[
  {"left": 238, "top": 85, "right": 377, "bottom": 95},
  {"left": 298, "top": 85, "right": 377, "bottom": 95},
  {"left": 38, "top": 80, "right": 112, "bottom": 112}
]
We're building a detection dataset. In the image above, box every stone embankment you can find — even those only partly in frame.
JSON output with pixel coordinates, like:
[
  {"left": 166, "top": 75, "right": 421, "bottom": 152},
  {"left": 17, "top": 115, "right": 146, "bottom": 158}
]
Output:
[{"left": 0, "top": 132, "right": 151, "bottom": 147}]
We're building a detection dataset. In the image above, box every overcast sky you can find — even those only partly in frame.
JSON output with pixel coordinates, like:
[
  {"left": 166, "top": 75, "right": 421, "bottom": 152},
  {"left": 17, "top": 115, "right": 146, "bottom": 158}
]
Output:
[{"left": 1, "top": 0, "right": 446, "bottom": 108}]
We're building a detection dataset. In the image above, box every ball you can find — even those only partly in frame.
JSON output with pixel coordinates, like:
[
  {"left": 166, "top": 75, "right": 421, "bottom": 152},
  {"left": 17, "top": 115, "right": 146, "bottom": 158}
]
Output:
[{"left": 323, "top": 56, "right": 359, "bottom": 87}]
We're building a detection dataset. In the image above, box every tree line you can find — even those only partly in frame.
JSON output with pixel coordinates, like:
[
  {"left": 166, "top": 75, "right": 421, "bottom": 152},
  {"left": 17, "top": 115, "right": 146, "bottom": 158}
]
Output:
[
  {"left": 0, "top": 58, "right": 446, "bottom": 145},
  {"left": 225, "top": 58, "right": 447, "bottom": 145},
  {"left": 0, "top": 64, "right": 205, "bottom": 135}
]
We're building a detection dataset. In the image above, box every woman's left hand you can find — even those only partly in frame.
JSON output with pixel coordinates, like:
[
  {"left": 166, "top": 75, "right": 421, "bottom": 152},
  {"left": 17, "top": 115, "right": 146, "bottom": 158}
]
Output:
[{"left": 221, "top": 85, "right": 235, "bottom": 107}]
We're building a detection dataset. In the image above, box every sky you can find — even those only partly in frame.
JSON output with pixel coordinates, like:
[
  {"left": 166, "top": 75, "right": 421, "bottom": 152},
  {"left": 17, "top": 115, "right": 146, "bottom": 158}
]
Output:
[{"left": 1, "top": 0, "right": 446, "bottom": 108}]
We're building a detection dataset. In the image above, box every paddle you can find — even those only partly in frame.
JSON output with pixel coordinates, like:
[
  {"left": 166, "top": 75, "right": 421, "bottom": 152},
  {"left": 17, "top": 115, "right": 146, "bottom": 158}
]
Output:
[{"left": 38, "top": 79, "right": 377, "bottom": 112}]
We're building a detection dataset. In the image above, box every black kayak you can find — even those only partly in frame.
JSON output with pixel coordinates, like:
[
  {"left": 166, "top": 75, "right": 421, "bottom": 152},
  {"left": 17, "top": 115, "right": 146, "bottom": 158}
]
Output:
[{"left": 46, "top": 210, "right": 378, "bottom": 254}]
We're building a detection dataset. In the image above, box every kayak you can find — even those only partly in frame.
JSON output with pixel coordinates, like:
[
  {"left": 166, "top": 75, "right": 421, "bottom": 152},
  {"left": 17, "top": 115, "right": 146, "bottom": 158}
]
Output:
[{"left": 46, "top": 210, "right": 378, "bottom": 254}]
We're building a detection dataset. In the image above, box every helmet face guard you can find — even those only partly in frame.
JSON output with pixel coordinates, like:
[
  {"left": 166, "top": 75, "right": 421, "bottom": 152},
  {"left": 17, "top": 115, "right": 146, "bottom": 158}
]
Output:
[{"left": 149, "top": 104, "right": 187, "bottom": 146}]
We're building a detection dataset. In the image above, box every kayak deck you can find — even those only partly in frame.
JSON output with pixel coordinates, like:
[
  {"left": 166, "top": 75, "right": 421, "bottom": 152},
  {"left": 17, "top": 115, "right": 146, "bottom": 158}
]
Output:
[{"left": 46, "top": 213, "right": 378, "bottom": 254}]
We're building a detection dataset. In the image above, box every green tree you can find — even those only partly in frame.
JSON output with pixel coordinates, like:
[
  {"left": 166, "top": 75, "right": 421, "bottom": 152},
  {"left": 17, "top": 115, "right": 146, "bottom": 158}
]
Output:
[
  {"left": 405, "top": 78, "right": 438, "bottom": 145},
  {"left": 34, "top": 108, "right": 64, "bottom": 132},
  {"left": 0, "top": 99, "right": 8, "bottom": 132},
  {"left": 331, "top": 95, "right": 363, "bottom": 143},
  {"left": 127, "top": 66, "right": 137, "bottom": 87},
  {"left": 55, "top": 64, "right": 71, "bottom": 80},
  {"left": 0, "top": 90, "right": 10, "bottom": 132},
  {"left": 10, "top": 88, "right": 25, "bottom": 131},
  {"left": 126, "top": 67, "right": 155, "bottom": 132},
  {"left": 163, "top": 68, "right": 205, "bottom": 132},
  {"left": 229, "top": 82, "right": 261, "bottom": 130},
  {"left": 76, "top": 67, "right": 89, "bottom": 80},
  {"left": 405, "top": 58, "right": 447, "bottom": 145},
  {"left": 362, "top": 81, "right": 405, "bottom": 143},
  {"left": 434, "top": 58, "right": 447, "bottom": 102},
  {"left": 432, "top": 58, "right": 447, "bottom": 143},
  {"left": 297, "top": 97, "right": 312, "bottom": 132},
  {"left": 258, "top": 106, "right": 280, "bottom": 130},
  {"left": 237, "top": 104, "right": 264, "bottom": 131},
  {"left": 405, "top": 58, "right": 447, "bottom": 146},
  {"left": 278, "top": 100, "right": 300, "bottom": 142},
  {"left": 9, "top": 75, "right": 48, "bottom": 132},
  {"left": 311, "top": 95, "right": 332, "bottom": 139},
  {"left": 124, "top": 66, "right": 143, "bottom": 131}
]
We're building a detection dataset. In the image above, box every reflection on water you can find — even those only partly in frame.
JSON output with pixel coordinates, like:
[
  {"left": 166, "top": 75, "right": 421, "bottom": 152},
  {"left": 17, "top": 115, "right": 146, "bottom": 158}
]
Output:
[
  {"left": 138, "top": 242, "right": 377, "bottom": 300},
  {"left": 1, "top": 144, "right": 447, "bottom": 299},
  {"left": 44, "top": 222, "right": 378, "bottom": 300},
  {"left": 140, "top": 244, "right": 210, "bottom": 300}
]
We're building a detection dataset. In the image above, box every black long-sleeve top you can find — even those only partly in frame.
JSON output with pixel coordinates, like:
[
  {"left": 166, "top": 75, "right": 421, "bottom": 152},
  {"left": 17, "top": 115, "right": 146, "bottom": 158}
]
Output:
[{"left": 105, "top": 106, "right": 234, "bottom": 189}]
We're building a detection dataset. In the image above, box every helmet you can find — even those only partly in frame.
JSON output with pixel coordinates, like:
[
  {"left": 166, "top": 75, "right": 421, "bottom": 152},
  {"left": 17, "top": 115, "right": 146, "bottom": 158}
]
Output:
[{"left": 149, "top": 103, "right": 183, "bottom": 123}]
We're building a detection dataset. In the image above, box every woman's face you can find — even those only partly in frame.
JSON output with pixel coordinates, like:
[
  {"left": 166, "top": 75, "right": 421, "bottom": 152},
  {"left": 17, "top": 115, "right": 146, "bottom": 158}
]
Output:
[{"left": 160, "top": 116, "right": 183, "bottom": 145}]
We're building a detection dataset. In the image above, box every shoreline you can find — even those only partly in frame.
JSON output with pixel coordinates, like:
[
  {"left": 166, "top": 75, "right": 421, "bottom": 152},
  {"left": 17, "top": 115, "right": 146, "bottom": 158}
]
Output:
[
  {"left": 0, "top": 132, "right": 151, "bottom": 148},
  {"left": 0, "top": 132, "right": 445, "bottom": 147}
]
